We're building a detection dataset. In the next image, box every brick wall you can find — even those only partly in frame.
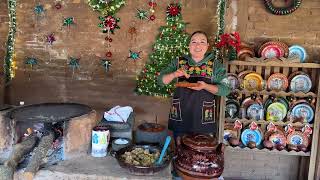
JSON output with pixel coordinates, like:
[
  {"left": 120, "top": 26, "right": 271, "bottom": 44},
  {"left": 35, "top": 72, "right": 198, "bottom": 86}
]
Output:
[{"left": 2, "top": 0, "right": 219, "bottom": 126}]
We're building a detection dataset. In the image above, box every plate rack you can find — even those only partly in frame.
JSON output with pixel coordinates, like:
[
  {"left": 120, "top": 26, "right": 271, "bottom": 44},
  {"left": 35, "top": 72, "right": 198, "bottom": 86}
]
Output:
[{"left": 218, "top": 59, "right": 320, "bottom": 179}]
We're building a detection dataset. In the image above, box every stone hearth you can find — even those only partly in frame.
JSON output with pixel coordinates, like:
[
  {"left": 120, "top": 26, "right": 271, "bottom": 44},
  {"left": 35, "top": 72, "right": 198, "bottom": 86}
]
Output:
[{"left": 0, "top": 103, "right": 98, "bottom": 160}]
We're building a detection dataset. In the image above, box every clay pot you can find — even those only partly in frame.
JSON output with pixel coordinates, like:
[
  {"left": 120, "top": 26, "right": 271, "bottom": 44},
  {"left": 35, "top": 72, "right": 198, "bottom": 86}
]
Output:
[
  {"left": 288, "top": 144, "right": 299, "bottom": 152},
  {"left": 247, "top": 141, "right": 256, "bottom": 149},
  {"left": 135, "top": 123, "right": 168, "bottom": 145},
  {"left": 174, "top": 134, "right": 224, "bottom": 180},
  {"left": 298, "top": 145, "right": 308, "bottom": 152},
  {"left": 263, "top": 140, "right": 273, "bottom": 150},
  {"left": 229, "top": 137, "right": 240, "bottom": 147}
]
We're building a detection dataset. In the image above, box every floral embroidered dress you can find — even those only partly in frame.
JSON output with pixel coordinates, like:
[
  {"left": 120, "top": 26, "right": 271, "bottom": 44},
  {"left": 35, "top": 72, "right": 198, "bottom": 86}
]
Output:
[{"left": 158, "top": 53, "right": 230, "bottom": 134}]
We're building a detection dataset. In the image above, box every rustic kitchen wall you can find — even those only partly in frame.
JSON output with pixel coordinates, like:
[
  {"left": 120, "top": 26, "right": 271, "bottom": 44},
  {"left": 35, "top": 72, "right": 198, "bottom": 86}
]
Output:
[{"left": 2, "top": 0, "right": 218, "bottom": 125}]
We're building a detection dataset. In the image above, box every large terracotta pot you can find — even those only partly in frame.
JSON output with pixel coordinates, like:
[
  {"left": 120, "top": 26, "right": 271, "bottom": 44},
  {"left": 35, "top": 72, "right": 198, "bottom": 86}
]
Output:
[{"left": 174, "top": 134, "right": 224, "bottom": 180}]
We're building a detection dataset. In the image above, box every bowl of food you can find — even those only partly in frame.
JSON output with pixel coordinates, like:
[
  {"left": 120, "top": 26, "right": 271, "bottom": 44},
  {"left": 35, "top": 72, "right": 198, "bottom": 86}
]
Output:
[{"left": 115, "top": 144, "right": 172, "bottom": 175}]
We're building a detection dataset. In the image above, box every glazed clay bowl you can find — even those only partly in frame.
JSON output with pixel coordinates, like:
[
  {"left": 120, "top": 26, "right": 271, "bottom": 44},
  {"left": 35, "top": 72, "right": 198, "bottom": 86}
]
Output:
[
  {"left": 115, "top": 144, "right": 172, "bottom": 175},
  {"left": 174, "top": 134, "right": 224, "bottom": 179}
]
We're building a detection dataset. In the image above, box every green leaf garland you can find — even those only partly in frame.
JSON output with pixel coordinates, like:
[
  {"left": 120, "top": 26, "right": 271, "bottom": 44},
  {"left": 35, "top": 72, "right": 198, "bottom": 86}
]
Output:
[{"left": 87, "top": 0, "right": 126, "bottom": 15}]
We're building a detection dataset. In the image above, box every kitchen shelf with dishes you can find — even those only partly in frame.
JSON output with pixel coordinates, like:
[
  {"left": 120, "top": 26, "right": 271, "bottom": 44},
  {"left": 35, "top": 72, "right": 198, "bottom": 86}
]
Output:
[{"left": 218, "top": 41, "right": 320, "bottom": 179}]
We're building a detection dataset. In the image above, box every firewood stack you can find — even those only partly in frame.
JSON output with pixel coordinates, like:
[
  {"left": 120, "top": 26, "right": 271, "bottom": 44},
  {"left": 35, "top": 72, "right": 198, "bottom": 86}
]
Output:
[{"left": 0, "top": 127, "right": 56, "bottom": 180}]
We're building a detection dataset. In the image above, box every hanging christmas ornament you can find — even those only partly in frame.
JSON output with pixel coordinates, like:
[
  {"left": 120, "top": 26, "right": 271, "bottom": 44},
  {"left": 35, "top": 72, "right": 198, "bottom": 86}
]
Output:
[
  {"left": 87, "top": 0, "right": 126, "bottom": 16},
  {"left": 25, "top": 57, "right": 38, "bottom": 67},
  {"left": 149, "top": 15, "right": 156, "bottom": 21},
  {"left": 46, "top": 33, "right": 56, "bottom": 45},
  {"left": 98, "top": 15, "right": 120, "bottom": 33},
  {"left": 136, "top": 9, "right": 148, "bottom": 20},
  {"left": 68, "top": 57, "right": 80, "bottom": 76},
  {"left": 63, "top": 17, "right": 75, "bottom": 27},
  {"left": 101, "top": 59, "right": 112, "bottom": 72},
  {"left": 148, "top": 0, "right": 157, "bottom": 20},
  {"left": 25, "top": 57, "right": 38, "bottom": 80},
  {"left": 55, "top": 2, "right": 62, "bottom": 10},
  {"left": 34, "top": 4, "right": 45, "bottom": 15},
  {"left": 126, "top": 50, "right": 141, "bottom": 61},
  {"left": 166, "top": 3, "right": 181, "bottom": 17},
  {"left": 106, "top": 51, "right": 112, "bottom": 58}
]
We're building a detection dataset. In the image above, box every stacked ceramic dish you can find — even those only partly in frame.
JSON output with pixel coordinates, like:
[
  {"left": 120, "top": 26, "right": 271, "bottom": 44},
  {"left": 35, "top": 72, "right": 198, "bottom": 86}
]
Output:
[
  {"left": 288, "top": 45, "right": 307, "bottom": 62},
  {"left": 258, "top": 41, "right": 289, "bottom": 59},
  {"left": 288, "top": 71, "right": 312, "bottom": 93},
  {"left": 237, "top": 44, "right": 255, "bottom": 61},
  {"left": 264, "top": 96, "right": 289, "bottom": 122}
]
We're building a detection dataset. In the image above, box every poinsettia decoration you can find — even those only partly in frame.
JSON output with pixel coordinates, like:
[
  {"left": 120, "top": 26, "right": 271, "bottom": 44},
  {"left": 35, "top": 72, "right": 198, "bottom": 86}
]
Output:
[
  {"left": 98, "top": 15, "right": 120, "bottom": 33},
  {"left": 166, "top": 3, "right": 181, "bottom": 17},
  {"left": 215, "top": 32, "right": 241, "bottom": 51}
]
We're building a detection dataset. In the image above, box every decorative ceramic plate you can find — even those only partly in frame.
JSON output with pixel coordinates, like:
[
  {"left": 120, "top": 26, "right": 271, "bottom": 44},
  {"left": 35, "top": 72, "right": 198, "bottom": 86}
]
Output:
[
  {"left": 289, "top": 74, "right": 312, "bottom": 93},
  {"left": 258, "top": 41, "right": 289, "bottom": 58},
  {"left": 287, "top": 131, "right": 309, "bottom": 147},
  {"left": 267, "top": 73, "right": 288, "bottom": 91},
  {"left": 246, "top": 103, "right": 264, "bottom": 120},
  {"left": 264, "top": 97, "right": 289, "bottom": 111},
  {"left": 226, "top": 100, "right": 240, "bottom": 119},
  {"left": 288, "top": 45, "right": 307, "bottom": 62},
  {"left": 227, "top": 73, "right": 240, "bottom": 90},
  {"left": 243, "top": 73, "right": 264, "bottom": 91},
  {"left": 241, "top": 129, "right": 262, "bottom": 146},
  {"left": 261, "top": 44, "right": 284, "bottom": 59},
  {"left": 266, "top": 102, "right": 287, "bottom": 122},
  {"left": 291, "top": 103, "right": 314, "bottom": 123},
  {"left": 269, "top": 132, "right": 287, "bottom": 147}
]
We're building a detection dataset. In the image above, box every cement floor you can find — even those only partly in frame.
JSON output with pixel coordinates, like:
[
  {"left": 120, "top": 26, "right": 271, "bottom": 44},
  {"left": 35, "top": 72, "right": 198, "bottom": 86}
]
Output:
[{"left": 14, "top": 155, "right": 171, "bottom": 180}]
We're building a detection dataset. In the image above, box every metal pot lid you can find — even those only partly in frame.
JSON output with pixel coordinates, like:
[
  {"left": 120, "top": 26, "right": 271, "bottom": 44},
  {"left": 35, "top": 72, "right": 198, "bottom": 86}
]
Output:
[
  {"left": 266, "top": 102, "right": 287, "bottom": 122},
  {"left": 291, "top": 103, "right": 314, "bottom": 123},
  {"left": 288, "top": 45, "right": 307, "bottom": 62},
  {"left": 289, "top": 74, "right": 312, "bottom": 93},
  {"left": 181, "top": 134, "right": 217, "bottom": 151},
  {"left": 267, "top": 73, "right": 288, "bottom": 91},
  {"left": 241, "top": 129, "right": 262, "bottom": 146},
  {"left": 246, "top": 103, "right": 264, "bottom": 121}
]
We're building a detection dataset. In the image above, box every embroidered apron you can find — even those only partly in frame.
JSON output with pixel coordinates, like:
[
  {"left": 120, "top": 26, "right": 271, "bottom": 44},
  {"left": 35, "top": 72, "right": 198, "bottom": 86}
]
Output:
[{"left": 168, "top": 57, "right": 217, "bottom": 134}]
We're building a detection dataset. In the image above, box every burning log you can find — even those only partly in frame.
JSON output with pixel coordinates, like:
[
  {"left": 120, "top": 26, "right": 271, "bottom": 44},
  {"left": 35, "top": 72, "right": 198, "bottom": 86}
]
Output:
[
  {"left": 24, "top": 129, "right": 54, "bottom": 180},
  {"left": 0, "top": 133, "right": 38, "bottom": 180}
]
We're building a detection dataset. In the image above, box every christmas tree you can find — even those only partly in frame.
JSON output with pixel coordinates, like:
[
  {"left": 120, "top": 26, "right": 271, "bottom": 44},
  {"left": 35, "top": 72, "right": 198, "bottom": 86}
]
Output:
[{"left": 135, "top": 3, "right": 189, "bottom": 97}]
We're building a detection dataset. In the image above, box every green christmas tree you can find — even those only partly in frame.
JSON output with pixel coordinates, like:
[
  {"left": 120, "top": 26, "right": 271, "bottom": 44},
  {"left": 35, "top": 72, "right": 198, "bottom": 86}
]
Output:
[{"left": 135, "top": 3, "right": 189, "bottom": 97}]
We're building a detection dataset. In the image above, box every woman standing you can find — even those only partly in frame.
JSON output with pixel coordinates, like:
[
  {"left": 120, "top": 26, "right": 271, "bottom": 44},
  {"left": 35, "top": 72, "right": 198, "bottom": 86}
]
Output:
[{"left": 158, "top": 31, "right": 230, "bottom": 138}]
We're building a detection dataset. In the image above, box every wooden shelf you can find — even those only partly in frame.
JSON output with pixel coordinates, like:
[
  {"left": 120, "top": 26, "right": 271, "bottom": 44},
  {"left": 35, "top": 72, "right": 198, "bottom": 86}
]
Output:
[
  {"left": 228, "top": 60, "right": 320, "bottom": 69},
  {"left": 232, "top": 89, "right": 317, "bottom": 98},
  {"left": 226, "top": 146, "right": 311, "bottom": 157},
  {"left": 225, "top": 118, "right": 313, "bottom": 128}
]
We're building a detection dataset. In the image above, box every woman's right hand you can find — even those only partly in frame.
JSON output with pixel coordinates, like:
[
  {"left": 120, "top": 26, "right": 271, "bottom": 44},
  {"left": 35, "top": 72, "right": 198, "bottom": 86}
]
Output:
[{"left": 173, "top": 69, "right": 190, "bottom": 79}]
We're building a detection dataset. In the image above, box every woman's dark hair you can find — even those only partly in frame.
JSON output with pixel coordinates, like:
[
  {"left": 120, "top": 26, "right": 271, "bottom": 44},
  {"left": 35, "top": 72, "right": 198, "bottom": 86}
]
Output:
[{"left": 190, "top": 31, "right": 208, "bottom": 40}]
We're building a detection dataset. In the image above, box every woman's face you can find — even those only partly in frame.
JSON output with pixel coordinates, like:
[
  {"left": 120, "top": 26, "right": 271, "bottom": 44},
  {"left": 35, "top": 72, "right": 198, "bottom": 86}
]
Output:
[{"left": 189, "top": 33, "right": 209, "bottom": 59}]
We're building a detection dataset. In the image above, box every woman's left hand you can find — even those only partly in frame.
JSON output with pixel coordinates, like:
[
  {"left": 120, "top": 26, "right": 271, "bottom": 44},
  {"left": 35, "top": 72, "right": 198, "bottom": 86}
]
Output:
[{"left": 188, "top": 81, "right": 207, "bottom": 91}]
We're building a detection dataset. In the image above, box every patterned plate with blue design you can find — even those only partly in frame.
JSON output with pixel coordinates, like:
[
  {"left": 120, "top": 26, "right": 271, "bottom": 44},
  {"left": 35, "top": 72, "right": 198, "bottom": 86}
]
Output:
[
  {"left": 291, "top": 103, "right": 314, "bottom": 123},
  {"left": 246, "top": 103, "right": 264, "bottom": 120},
  {"left": 241, "top": 129, "right": 262, "bottom": 146},
  {"left": 287, "top": 131, "right": 309, "bottom": 147},
  {"left": 289, "top": 74, "right": 312, "bottom": 93},
  {"left": 288, "top": 45, "right": 307, "bottom": 62}
]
